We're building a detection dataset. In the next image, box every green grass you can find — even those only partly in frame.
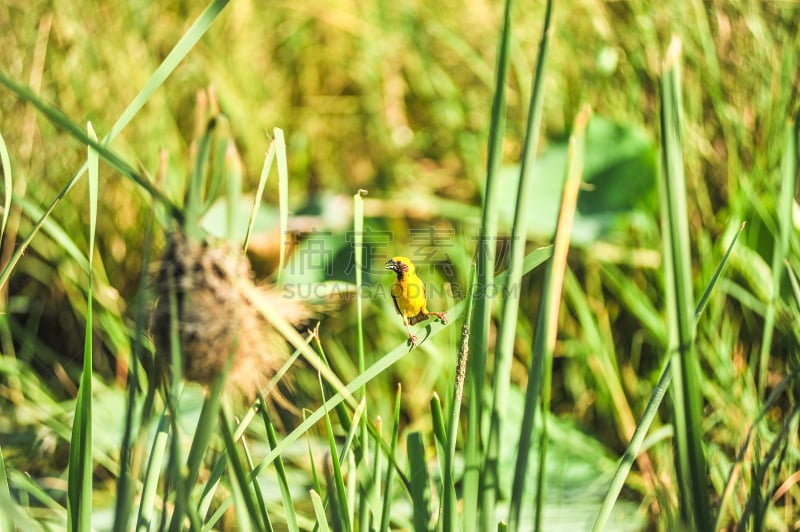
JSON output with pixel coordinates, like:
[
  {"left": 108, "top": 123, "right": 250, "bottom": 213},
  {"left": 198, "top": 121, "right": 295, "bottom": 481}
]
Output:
[{"left": 0, "top": 0, "right": 799, "bottom": 530}]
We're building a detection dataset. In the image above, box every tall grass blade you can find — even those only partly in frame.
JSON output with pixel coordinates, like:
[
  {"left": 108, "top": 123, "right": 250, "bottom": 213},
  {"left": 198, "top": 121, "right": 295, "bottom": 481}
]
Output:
[
  {"left": 354, "top": 189, "right": 367, "bottom": 395},
  {"left": 243, "top": 140, "right": 277, "bottom": 253},
  {"left": 219, "top": 406, "right": 266, "bottom": 530},
  {"left": 225, "top": 142, "right": 242, "bottom": 242},
  {"left": 463, "top": 0, "right": 513, "bottom": 523},
  {"left": 259, "top": 395, "right": 299, "bottom": 532},
  {"left": 240, "top": 432, "right": 271, "bottom": 530},
  {"left": 660, "top": 36, "right": 711, "bottom": 530},
  {"left": 0, "top": 133, "right": 12, "bottom": 244},
  {"left": 509, "top": 105, "right": 590, "bottom": 531},
  {"left": 66, "top": 123, "right": 99, "bottom": 532},
  {"left": 106, "top": 0, "right": 230, "bottom": 140},
  {"left": 136, "top": 406, "right": 171, "bottom": 532},
  {"left": 184, "top": 119, "right": 216, "bottom": 236},
  {"left": 757, "top": 114, "right": 797, "bottom": 397},
  {"left": 481, "top": 0, "right": 554, "bottom": 527},
  {"left": 321, "top": 375, "right": 352, "bottom": 532},
  {"left": 311, "top": 489, "right": 332, "bottom": 532},
  {"left": 379, "top": 385, "right": 402, "bottom": 532},
  {"left": 169, "top": 364, "right": 233, "bottom": 531},
  {"left": 114, "top": 169, "right": 158, "bottom": 532},
  {"left": 274, "top": 128, "right": 289, "bottom": 281},
  {"left": 352, "top": 189, "right": 369, "bottom": 528},
  {"left": 0, "top": 446, "right": 13, "bottom": 531},
  {"left": 0, "top": 72, "right": 180, "bottom": 225},
  {"left": 407, "top": 432, "right": 431, "bottom": 531}
]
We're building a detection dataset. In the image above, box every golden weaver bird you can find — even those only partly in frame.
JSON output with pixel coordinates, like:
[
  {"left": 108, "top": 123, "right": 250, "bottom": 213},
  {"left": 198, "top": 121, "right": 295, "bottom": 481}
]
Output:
[{"left": 385, "top": 256, "right": 448, "bottom": 346}]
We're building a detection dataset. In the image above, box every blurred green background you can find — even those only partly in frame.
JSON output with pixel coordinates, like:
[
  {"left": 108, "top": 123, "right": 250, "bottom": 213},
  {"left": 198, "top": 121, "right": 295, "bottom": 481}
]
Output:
[{"left": 0, "top": 0, "right": 798, "bottom": 529}]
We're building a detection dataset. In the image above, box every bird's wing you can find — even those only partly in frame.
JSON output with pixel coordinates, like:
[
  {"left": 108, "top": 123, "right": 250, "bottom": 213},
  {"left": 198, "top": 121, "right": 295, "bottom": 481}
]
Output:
[{"left": 391, "top": 290, "right": 402, "bottom": 316}]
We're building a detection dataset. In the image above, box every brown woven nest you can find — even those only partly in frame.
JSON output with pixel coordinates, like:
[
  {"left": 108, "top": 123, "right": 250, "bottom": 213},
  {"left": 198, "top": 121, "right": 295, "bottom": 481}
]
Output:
[{"left": 150, "top": 231, "right": 308, "bottom": 401}]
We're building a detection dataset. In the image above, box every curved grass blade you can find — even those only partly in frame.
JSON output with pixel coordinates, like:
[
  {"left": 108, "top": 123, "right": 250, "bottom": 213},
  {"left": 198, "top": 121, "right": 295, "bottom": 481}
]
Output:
[
  {"left": 509, "top": 105, "right": 590, "bottom": 532},
  {"left": 311, "top": 489, "right": 332, "bottom": 532},
  {"left": 321, "top": 375, "right": 352, "bottom": 532},
  {"left": 660, "top": 37, "right": 711, "bottom": 530},
  {"left": 259, "top": 395, "right": 299, "bottom": 532},
  {"left": 407, "top": 431, "right": 431, "bottom": 531},
  {"left": 462, "top": 0, "right": 514, "bottom": 523},
  {"left": 482, "top": 0, "right": 554, "bottom": 527},
  {"left": 353, "top": 188, "right": 371, "bottom": 530},
  {"left": 0, "top": 133, "right": 12, "bottom": 244},
  {"left": 243, "top": 140, "right": 277, "bottom": 253},
  {"left": 67, "top": 123, "right": 99, "bottom": 532},
  {"left": 379, "top": 384, "right": 403, "bottom": 532},
  {"left": 274, "top": 128, "right": 289, "bottom": 281},
  {"left": 115, "top": 200, "right": 156, "bottom": 532},
  {"left": 136, "top": 406, "right": 172, "bottom": 532},
  {"left": 757, "top": 113, "right": 797, "bottom": 397},
  {"left": 0, "top": 446, "right": 13, "bottom": 531},
  {"left": 220, "top": 406, "right": 266, "bottom": 531}
]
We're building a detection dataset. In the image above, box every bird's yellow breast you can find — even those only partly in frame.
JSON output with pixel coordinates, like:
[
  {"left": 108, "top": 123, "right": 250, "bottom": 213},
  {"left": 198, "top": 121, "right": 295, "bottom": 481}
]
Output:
[{"left": 391, "top": 275, "right": 426, "bottom": 317}]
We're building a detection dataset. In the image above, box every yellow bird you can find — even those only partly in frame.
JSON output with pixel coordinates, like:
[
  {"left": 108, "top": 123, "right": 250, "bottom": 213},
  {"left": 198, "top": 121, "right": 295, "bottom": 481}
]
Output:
[{"left": 385, "top": 256, "right": 448, "bottom": 346}]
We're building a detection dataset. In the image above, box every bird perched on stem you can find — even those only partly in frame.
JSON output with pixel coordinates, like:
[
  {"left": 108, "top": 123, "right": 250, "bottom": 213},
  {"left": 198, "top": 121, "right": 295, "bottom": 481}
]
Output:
[{"left": 385, "top": 256, "right": 448, "bottom": 346}]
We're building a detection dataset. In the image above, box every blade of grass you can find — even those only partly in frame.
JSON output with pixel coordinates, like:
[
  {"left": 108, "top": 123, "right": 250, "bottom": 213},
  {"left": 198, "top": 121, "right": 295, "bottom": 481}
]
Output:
[
  {"left": 136, "top": 404, "right": 172, "bottom": 532},
  {"left": 115, "top": 182, "right": 157, "bottom": 532},
  {"left": 67, "top": 122, "right": 99, "bottom": 532},
  {"left": 258, "top": 395, "right": 299, "bottom": 532},
  {"left": 0, "top": 72, "right": 180, "bottom": 230},
  {"left": 757, "top": 114, "right": 797, "bottom": 398},
  {"left": 379, "top": 384, "right": 402, "bottom": 532},
  {"left": 463, "top": 0, "right": 513, "bottom": 524},
  {"left": 204, "top": 116, "right": 230, "bottom": 213},
  {"left": 509, "top": 105, "right": 590, "bottom": 532},
  {"left": 274, "top": 128, "right": 289, "bottom": 281},
  {"left": 481, "top": 0, "right": 554, "bottom": 527},
  {"left": 225, "top": 141, "right": 243, "bottom": 242},
  {"left": 352, "top": 189, "right": 370, "bottom": 530},
  {"left": 243, "top": 140, "right": 277, "bottom": 253},
  {"left": 311, "top": 489, "right": 332, "bottom": 532},
  {"left": 407, "top": 432, "right": 431, "bottom": 532},
  {"left": 371, "top": 416, "right": 384, "bottom": 528},
  {"left": 321, "top": 374, "right": 352, "bottom": 532},
  {"left": 0, "top": 446, "right": 13, "bottom": 531},
  {"left": 198, "top": 455, "right": 227, "bottom": 524},
  {"left": 0, "top": 133, "right": 12, "bottom": 244},
  {"left": 219, "top": 405, "right": 266, "bottom": 531},
  {"left": 169, "top": 369, "right": 232, "bottom": 532},
  {"left": 240, "top": 430, "right": 271, "bottom": 531},
  {"left": 353, "top": 189, "right": 368, "bottom": 397},
  {"left": 660, "top": 36, "right": 711, "bottom": 530},
  {"left": 106, "top": 0, "right": 230, "bottom": 140},
  {"left": 184, "top": 118, "right": 216, "bottom": 237}
]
